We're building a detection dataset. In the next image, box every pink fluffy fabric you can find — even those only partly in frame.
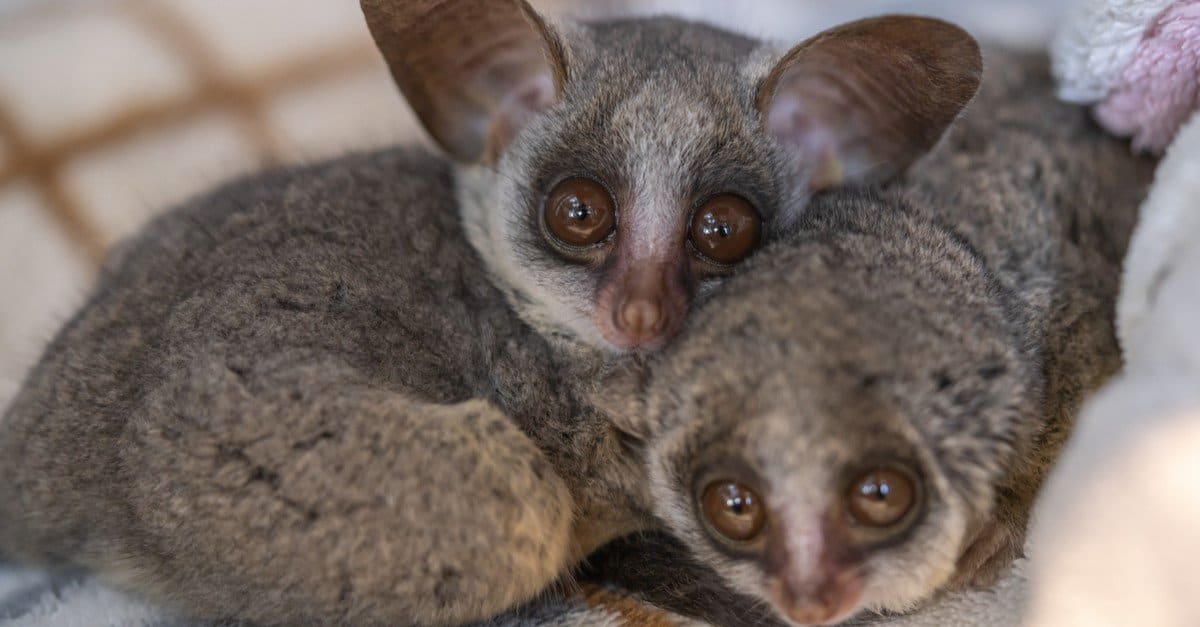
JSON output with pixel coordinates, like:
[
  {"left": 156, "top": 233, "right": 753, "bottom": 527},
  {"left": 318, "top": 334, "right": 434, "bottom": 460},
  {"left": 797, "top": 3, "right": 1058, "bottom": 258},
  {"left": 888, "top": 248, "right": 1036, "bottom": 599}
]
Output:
[{"left": 1095, "top": 0, "right": 1200, "bottom": 154}]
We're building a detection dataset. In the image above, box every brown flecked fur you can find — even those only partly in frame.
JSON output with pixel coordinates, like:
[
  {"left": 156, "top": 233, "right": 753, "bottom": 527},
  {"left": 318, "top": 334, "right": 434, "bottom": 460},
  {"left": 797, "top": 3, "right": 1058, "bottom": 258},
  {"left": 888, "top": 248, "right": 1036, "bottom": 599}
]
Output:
[
  {"left": 633, "top": 51, "right": 1156, "bottom": 623},
  {"left": 581, "top": 585, "right": 684, "bottom": 627},
  {"left": 0, "top": 149, "right": 650, "bottom": 626},
  {"left": 0, "top": 51, "right": 1155, "bottom": 627}
]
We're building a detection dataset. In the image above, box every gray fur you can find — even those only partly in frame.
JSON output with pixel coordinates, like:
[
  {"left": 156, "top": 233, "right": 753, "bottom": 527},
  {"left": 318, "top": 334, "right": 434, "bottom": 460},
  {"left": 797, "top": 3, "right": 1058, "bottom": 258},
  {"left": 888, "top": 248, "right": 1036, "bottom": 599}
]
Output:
[
  {"left": 457, "top": 15, "right": 788, "bottom": 349},
  {"left": 445, "top": 10, "right": 982, "bottom": 353},
  {"left": 0, "top": 151, "right": 650, "bottom": 626},
  {"left": 362, "top": 1, "right": 981, "bottom": 353},
  {"left": 0, "top": 50, "right": 1154, "bottom": 627},
  {"left": 636, "top": 51, "right": 1155, "bottom": 621}
]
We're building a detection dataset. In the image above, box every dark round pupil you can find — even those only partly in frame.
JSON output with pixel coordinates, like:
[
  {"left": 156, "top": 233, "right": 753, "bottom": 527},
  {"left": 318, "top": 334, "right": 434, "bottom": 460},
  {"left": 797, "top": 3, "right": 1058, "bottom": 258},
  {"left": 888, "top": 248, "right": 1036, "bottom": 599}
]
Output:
[
  {"left": 567, "top": 198, "right": 592, "bottom": 222},
  {"left": 702, "top": 481, "right": 766, "bottom": 542},
  {"left": 700, "top": 215, "right": 732, "bottom": 238},
  {"left": 861, "top": 479, "right": 889, "bottom": 501}
]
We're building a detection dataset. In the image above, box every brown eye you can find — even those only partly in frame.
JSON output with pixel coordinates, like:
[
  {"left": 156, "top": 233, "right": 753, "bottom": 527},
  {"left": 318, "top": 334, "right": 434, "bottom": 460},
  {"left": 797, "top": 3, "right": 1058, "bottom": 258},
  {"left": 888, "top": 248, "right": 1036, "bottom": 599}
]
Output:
[
  {"left": 544, "top": 177, "right": 616, "bottom": 247},
  {"left": 846, "top": 468, "right": 917, "bottom": 528},
  {"left": 701, "top": 480, "right": 767, "bottom": 542},
  {"left": 689, "top": 194, "right": 761, "bottom": 264}
]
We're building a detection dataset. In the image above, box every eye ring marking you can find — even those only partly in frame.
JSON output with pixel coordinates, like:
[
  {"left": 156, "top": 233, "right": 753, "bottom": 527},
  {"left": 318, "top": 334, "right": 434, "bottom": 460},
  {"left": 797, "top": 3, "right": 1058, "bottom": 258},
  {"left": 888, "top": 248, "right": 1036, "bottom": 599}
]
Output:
[
  {"left": 543, "top": 176, "right": 617, "bottom": 248},
  {"left": 845, "top": 467, "right": 918, "bottom": 528},
  {"left": 688, "top": 194, "right": 762, "bottom": 265},
  {"left": 701, "top": 480, "right": 768, "bottom": 543}
]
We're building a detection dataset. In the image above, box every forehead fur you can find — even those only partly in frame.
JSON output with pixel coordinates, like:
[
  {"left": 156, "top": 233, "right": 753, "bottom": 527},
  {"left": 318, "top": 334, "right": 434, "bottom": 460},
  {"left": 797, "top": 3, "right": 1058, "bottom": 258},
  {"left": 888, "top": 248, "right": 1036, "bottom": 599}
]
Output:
[
  {"left": 580, "top": 16, "right": 761, "bottom": 78},
  {"left": 638, "top": 189, "right": 1042, "bottom": 613},
  {"left": 648, "top": 190, "right": 1040, "bottom": 504},
  {"left": 535, "top": 16, "right": 783, "bottom": 211}
]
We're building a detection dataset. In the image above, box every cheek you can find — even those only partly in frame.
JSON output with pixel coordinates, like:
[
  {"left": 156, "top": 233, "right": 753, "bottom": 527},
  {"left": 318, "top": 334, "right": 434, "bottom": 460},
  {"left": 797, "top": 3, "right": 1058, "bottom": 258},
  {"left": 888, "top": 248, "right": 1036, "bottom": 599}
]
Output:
[
  {"left": 689, "top": 275, "right": 728, "bottom": 307},
  {"left": 563, "top": 271, "right": 609, "bottom": 315},
  {"left": 857, "top": 506, "right": 966, "bottom": 612},
  {"left": 505, "top": 260, "right": 612, "bottom": 345}
]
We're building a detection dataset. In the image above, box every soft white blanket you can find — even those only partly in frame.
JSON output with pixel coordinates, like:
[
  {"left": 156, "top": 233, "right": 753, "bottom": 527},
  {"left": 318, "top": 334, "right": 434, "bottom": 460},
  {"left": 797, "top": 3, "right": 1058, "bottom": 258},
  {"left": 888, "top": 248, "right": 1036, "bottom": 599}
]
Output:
[
  {"left": 1024, "top": 1, "right": 1200, "bottom": 623},
  {"left": 1024, "top": 110, "right": 1200, "bottom": 627}
]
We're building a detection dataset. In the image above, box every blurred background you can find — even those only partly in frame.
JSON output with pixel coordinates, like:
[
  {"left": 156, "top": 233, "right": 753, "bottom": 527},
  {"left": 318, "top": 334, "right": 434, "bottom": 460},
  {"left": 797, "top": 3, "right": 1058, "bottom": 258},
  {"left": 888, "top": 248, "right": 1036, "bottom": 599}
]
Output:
[{"left": 0, "top": 0, "right": 1075, "bottom": 408}]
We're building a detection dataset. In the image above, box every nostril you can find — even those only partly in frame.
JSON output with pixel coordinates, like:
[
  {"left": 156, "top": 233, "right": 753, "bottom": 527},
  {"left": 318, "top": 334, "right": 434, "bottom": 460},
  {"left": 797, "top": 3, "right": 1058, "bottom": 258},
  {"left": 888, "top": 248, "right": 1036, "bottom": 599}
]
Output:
[
  {"left": 789, "top": 608, "right": 833, "bottom": 625},
  {"left": 767, "top": 571, "right": 848, "bottom": 626},
  {"left": 617, "top": 298, "right": 664, "bottom": 336},
  {"left": 774, "top": 572, "right": 859, "bottom": 626},
  {"left": 784, "top": 596, "right": 838, "bottom": 626}
]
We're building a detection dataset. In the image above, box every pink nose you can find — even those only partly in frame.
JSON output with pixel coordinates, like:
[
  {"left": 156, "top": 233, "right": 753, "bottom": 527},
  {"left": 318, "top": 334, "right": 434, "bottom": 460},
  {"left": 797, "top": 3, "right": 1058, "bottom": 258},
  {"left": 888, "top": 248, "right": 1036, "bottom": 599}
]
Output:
[
  {"left": 767, "top": 567, "right": 863, "bottom": 626},
  {"left": 780, "top": 587, "right": 842, "bottom": 625},
  {"left": 764, "top": 530, "right": 863, "bottom": 627},
  {"left": 616, "top": 296, "right": 666, "bottom": 339}
]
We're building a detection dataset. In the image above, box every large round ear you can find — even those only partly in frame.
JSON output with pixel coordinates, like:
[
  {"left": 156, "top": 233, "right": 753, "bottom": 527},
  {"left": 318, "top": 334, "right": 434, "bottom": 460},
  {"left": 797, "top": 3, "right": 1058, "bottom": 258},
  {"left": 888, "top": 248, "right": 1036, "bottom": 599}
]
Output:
[
  {"left": 360, "top": 0, "right": 569, "bottom": 163},
  {"left": 758, "top": 15, "right": 982, "bottom": 190}
]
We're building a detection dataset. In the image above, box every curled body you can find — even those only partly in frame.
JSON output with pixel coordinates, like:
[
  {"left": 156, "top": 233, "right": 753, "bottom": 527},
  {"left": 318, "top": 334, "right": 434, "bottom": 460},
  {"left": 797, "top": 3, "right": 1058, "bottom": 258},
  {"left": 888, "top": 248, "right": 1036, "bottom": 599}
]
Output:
[
  {"left": 0, "top": 3, "right": 987, "bottom": 621},
  {"left": 0, "top": 149, "right": 650, "bottom": 626},
  {"left": 0, "top": 46, "right": 1154, "bottom": 627},
  {"left": 629, "top": 51, "right": 1156, "bottom": 625}
]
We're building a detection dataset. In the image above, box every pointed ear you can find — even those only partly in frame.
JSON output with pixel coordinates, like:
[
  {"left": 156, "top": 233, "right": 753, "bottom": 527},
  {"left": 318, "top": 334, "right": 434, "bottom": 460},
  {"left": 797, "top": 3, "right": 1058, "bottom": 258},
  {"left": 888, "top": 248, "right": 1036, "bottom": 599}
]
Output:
[
  {"left": 758, "top": 15, "right": 982, "bottom": 190},
  {"left": 361, "top": 0, "right": 569, "bottom": 163}
]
